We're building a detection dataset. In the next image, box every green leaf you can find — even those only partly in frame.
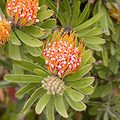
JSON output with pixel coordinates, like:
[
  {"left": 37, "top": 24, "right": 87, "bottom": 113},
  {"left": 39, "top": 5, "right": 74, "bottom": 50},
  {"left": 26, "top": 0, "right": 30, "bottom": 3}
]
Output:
[
  {"left": 0, "top": 81, "right": 13, "bottom": 88},
  {"left": 4, "top": 74, "right": 43, "bottom": 83},
  {"left": 103, "top": 112, "right": 108, "bottom": 120},
  {"left": 22, "top": 87, "right": 45, "bottom": 113},
  {"left": 84, "top": 37, "right": 105, "bottom": 44},
  {"left": 77, "top": 3, "right": 90, "bottom": 25},
  {"left": 15, "top": 29, "right": 42, "bottom": 47},
  {"left": 78, "top": 86, "right": 94, "bottom": 95},
  {"left": 65, "top": 87, "right": 84, "bottom": 101},
  {"left": 74, "top": 12, "right": 104, "bottom": 31},
  {"left": 66, "top": 77, "right": 94, "bottom": 89},
  {"left": 77, "top": 28, "right": 103, "bottom": 38},
  {"left": 8, "top": 43, "right": 21, "bottom": 60},
  {"left": 37, "top": 10, "right": 54, "bottom": 21},
  {"left": 24, "top": 26, "right": 45, "bottom": 38},
  {"left": 65, "top": 94, "right": 86, "bottom": 111},
  {"left": 81, "top": 49, "right": 92, "bottom": 66},
  {"left": 109, "top": 56, "right": 119, "bottom": 74},
  {"left": 110, "top": 43, "right": 115, "bottom": 56},
  {"left": 63, "top": 0, "right": 71, "bottom": 25},
  {"left": 65, "top": 64, "right": 93, "bottom": 81},
  {"left": 24, "top": 45, "right": 41, "bottom": 57},
  {"left": 45, "top": 0, "right": 66, "bottom": 25},
  {"left": 16, "top": 84, "right": 35, "bottom": 97},
  {"left": 102, "top": 45, "right": 108, "bottom": 67},
  {"left": 91, "top": 84, "right": 112, "bottom": 98},
  {"left": 38, "top": 5, "right": 48, "bottom": 13},
  {"left": 34, "top": 69, "right": 49, "bottom": 77},
  {"left": 35, "top": 93, "right": 52, "bottom": 114},
  {"left": 54, "top": 95, "right": 68, "bottom": 118},
  {"left": 41, "top": 19, "right": 56, "bottom": 29},
  {"left": 13, "top": 64, "right": 23, "bottom": 74},
  {"left": 46, "top": 97, "right": 55, "bottom": 120},
  {"left": 14, "top": 60, "right": 49, "bottom": 74},
  {"left": 71, "top": 0, "right": 81, "bottom": 26},
  {"left": 10, "top": 31, "right": 21, "bottom": 46},
  {"left": 85, "top": 28, "right": 103, "bottom": 37},
  {"left": 87, "top": 44, "right": 103, "bottom": 51}
]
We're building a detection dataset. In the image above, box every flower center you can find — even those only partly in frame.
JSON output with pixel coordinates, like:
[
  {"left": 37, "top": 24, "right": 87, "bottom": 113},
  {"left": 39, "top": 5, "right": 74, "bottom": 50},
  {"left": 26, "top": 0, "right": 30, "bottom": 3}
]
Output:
[{"left": 42, "top": 76, "right": 65, "bottom": 95}]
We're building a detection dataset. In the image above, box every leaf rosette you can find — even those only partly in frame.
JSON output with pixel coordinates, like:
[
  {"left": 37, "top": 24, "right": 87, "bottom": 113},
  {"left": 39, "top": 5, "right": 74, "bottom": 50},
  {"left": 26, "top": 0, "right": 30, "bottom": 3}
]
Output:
[{"left": 4, "top": 29, "right": 95, "bottom": 119}]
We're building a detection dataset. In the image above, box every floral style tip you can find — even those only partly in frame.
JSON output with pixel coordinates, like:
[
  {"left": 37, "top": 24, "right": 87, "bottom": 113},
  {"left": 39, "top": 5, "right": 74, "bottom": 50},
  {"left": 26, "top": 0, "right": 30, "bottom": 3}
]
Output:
[
  {"left": 42, "top": 29, "right": 85, "bottom": 78},
  {"left": 6, "top": 0, "right": 39, "bottom": 26}
]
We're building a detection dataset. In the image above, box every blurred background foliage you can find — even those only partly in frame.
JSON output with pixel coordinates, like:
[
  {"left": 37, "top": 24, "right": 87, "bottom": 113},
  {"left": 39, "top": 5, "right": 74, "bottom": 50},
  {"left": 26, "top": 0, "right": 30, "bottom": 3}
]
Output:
[{"left": 0, "top": 0, "right": 120, "bottom": 120}]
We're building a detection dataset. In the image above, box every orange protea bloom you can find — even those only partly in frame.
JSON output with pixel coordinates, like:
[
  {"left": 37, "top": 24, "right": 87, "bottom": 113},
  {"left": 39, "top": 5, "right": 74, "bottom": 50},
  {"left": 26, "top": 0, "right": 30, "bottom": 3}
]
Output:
[
  {"left": 0, "top": 18, "right": 11, "bottom": 45},
  {"left": 6, "top": 0, "right": 39, "bottom": 26},
  {"left": 42, "top": 29, "right": 85, "bottom": 78}
]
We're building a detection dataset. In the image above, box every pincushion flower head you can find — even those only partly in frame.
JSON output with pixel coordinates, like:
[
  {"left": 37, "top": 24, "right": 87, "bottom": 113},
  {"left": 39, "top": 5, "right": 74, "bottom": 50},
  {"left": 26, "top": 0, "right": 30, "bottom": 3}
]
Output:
[
  {"left": 0, "top": 15, "right": 11, "bottom": 46},
  {"left": 6, "top": 0, "right": 39, "bottom": 26},
  {"left": 42, "top": 29, "right": 85, "bottom": 78},
  {"left": 4, "top": 29, "right": 95, "bottom": 118}
]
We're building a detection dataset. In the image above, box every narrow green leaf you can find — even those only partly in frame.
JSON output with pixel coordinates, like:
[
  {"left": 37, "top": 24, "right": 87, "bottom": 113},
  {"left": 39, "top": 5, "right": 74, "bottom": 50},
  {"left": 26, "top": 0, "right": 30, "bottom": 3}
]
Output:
[
  {"left": 109, "top": 56, "right": 119, "bottom": 74},
  {"left": 65, "top": 94, "right": 86, "bottom": 111},
  {"left": 91, "top": 84, "right": 112, "bottom": 98},
  {"left": 24, "top": 45, "right": 41, "bottom": 57},
  {"left": 41, "top": 19, "right": 56, "bottom": 29},
  {"left": 4, "top": 74, "right": 43, "bottom": 83},
  {"left": 24, "top": 26, "right": 45, "bottom": 38},
  {"left": 84, "top": 37, "right": 105, "bottom": 44},
  {"left": 81, "top": 49, "right": 92, "bottom": 66},
  {"left": 9, "top": 43, "right": 21, "bottom": 60},
  {"left": 103, "top": 112, "right": 108, "bottom": 120},
  {"left": 77, "top": 3, "right": 90, "bottom": 25},
  {"left": 16, "top": 84, "right": 35, "bottom": 97},
  {"left": 38, "top": 5, "right": 48, "bottom": 13},
  {"left": 85, "top": 28, "right": 103, "bottom": 36},
  {"left": 55, "top": 95, "right": 68, "bottom": 118},
  {"left": 10, "top": 30, "right": 21, "bottom": 46},
  {"left": 71, "top": 0, "right": 81, "bottom": 26},
  {"left": 65, "top": 64, "right": 93, "bottom": 81},
  {"left": 45, "top": 0, "right": 66, "bottom": 25},
  {"left": 78, "top": 86, "right": 94, "bottom": 95},
  {"left": 15, "top": 29, "right": 42, "bottom": 47},
  {"left": 46, "top": 97, "right": 55, "bottom": 120},
  {"left": 66, "top": 77, "right": 94, "bottom": 89},
  {"left": 74, "top": 13, "right": 104, "bottom": 31},
  {"left": 65, "top": 87, "right": 84, "bottom": 101},
  {"left": 102, "top": 45, "right": 108, "bottom": 67},
  {"left": 14, "top": 60, "right": 49, "bottom": 74},
  {"left": 0, "top": 81, "right": 13, "bottom": 88},
  {"left": 13, "top": 64, "right": 23, "bottom": 74},
  {"left": 37, "top": 10, "right": 54, "bottom": 21},
  {"left": 22, "top": 87, "right": 45, "bottom": 113},
  {"left": 34, "top": 69, "right": 49, "bottom": 77},
  {"left": 35, "top": 93, "right": 52, "bottom": 114},
  {"left": 87, "top": 44, "right": 103, "bottom": 51},
  {"left": 63, "top": 0, "right": 71, "bottom": 25}
]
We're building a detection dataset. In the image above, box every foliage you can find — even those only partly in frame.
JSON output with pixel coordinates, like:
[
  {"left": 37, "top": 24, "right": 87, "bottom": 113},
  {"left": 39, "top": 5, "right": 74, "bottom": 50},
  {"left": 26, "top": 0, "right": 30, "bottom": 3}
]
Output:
[{"left": 0, "top": 0, "right": 120, "bottom": 120}]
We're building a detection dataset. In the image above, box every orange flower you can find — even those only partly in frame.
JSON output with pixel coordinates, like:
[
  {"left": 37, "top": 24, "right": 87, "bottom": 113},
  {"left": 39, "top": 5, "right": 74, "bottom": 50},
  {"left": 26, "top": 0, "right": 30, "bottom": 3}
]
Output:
[
  {"left": 0, "top": 18, "right": 11, "bottom": 45},
  {"left": 6, "top": 0, "right": 39, "bottom": 26},
  {"left": 42, "top": 29, "right": 85, "bottom": 78}
]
